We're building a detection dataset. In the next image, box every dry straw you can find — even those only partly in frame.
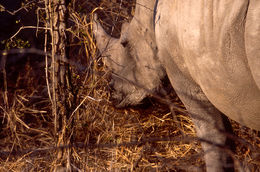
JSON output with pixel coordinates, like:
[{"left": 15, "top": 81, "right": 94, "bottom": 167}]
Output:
[{"left": 0, "top": 0, "right": 259, "bottom": 171}]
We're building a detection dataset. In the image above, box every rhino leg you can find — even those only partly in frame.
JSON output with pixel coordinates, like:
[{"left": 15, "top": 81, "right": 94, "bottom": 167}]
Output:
[
  {"left": 180, "top": 88, "right": 235, "bottom": 172},
  {"left": 173, "top": 75, "right": 234, "bottom": 171},
  {"left": 160, "top": 53, "right": 235, "bottom": 172}
]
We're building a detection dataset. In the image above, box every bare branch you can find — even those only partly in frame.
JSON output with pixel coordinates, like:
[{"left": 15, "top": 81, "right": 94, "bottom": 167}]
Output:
[
  {"left": 1, "top": 1, "right": 35, "bottom": 15},
  {"left": 9, "top": 26, "right": 49, "bottom": 40}
]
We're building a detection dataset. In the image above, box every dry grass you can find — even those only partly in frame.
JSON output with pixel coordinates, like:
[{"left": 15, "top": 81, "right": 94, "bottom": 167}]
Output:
[{"left": 0, "top": 0, "right": 259, "bottom": 171}]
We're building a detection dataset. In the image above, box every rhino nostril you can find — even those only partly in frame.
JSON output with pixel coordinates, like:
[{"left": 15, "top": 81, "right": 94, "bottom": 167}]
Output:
[{"left": 109, "top": 80, "right": 114, "bottom": 88}]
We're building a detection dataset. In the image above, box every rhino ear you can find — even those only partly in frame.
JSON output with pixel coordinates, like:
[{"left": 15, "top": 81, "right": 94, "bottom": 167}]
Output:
[{"left": 93, "top": 14, "right": 117, "bottom": 52}]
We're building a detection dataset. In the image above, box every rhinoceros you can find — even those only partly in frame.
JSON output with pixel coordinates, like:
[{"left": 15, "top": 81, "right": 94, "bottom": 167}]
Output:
[{"left": 93, "top": 0, "right": 260, "bottom": 171}]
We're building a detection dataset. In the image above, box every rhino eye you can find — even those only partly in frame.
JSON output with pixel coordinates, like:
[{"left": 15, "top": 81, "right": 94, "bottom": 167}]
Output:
[{"left": 121, "top": 39, "right": 129, "bottom": 47}]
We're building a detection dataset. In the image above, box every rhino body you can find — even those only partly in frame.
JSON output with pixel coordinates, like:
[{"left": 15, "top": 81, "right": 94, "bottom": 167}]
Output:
[{"left": 94, "top": 0, "right": 260, "bottom": 171}]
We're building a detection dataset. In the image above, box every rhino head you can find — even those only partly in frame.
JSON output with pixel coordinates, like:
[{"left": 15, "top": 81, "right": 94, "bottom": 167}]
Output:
[{"left": 93, "top": 1, "right": 165, "bottom": 107}]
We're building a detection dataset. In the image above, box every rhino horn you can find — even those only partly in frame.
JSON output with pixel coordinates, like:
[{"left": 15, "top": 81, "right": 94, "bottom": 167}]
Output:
[{"left": 93, "top": 14, "right": 117, "bottom": 53}]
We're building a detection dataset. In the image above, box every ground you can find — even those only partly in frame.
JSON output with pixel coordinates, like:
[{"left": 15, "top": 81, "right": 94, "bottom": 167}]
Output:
[{"left": 0, "top": 0, "right": 259, "bottom": 171}]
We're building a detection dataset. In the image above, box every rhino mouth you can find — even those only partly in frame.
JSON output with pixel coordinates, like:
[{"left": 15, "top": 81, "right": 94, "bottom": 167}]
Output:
[
  {"left": 113, "top": 92, "right": 147, "bottom": 108},
  {"left": 108, "top": 77, "right": 148, "bottom": 108},
  {"left": 109, "top": 89, "right": 125, "bottom": 107}
]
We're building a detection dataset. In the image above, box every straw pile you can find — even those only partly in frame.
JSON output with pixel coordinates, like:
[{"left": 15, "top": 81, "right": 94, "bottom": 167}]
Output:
[{"left": 0, "top": 0, "right": 259, "bottom": 171}]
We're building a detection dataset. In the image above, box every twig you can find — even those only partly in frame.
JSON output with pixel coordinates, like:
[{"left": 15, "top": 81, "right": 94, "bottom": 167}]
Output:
[
  {"left": 2, "top": 1, "right": 34, "bottom": 15},
  {"left": 1, "top": 134, "right": 258, "bottom": 160},
  {"left": 10, "top": 26, "right": 48, "bottom": 40}
]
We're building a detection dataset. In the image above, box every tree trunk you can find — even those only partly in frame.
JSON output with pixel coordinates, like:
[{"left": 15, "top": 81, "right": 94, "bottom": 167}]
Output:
[{"left": 44, "top": 0, "right": 70, "bottom": 170}]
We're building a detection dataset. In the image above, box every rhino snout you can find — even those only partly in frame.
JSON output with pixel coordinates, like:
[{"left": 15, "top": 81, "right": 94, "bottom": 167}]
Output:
[{"left": 108, "top": 79, "right": 115, "bottom": 89}]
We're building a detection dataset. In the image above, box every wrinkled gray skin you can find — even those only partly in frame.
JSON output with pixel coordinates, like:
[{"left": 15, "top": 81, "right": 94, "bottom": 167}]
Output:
[{"left": 93, "top": 0, "right": 260, "bottom": 171}]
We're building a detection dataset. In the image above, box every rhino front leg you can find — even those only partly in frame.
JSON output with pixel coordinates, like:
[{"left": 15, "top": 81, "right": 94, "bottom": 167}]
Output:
[
  {"left": 163, "top": 56, "right": 235, "bottom": 172},
  {"left": 183, "top": 90, "right": 235, "bottom": 172}
]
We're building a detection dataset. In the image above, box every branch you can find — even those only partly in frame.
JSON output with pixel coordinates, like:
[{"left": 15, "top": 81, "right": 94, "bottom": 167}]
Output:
[
  {"left": 10, "top": 26, "right": 49, "bottom": 40},
  {"left": 0, "top": 1, "right": 35, "bottom": 15}
]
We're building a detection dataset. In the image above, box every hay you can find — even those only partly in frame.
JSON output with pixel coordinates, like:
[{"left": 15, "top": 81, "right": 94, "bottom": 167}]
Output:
[{"left": 0, "top": 0, "right": 259, "bottom": 171}]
